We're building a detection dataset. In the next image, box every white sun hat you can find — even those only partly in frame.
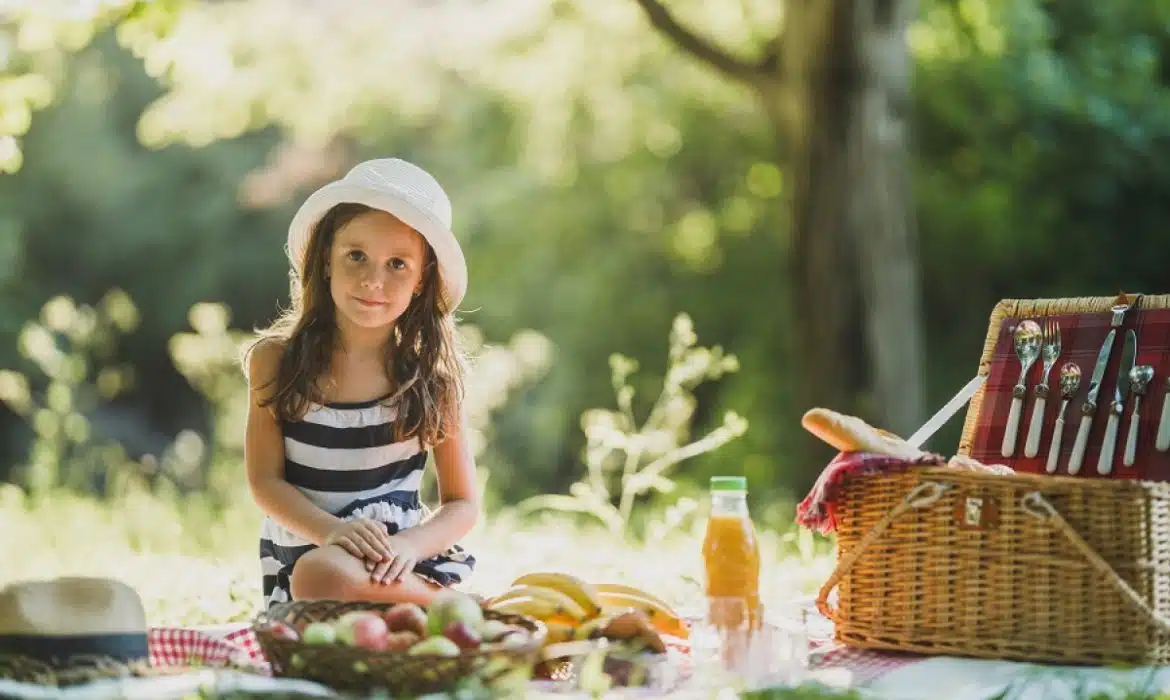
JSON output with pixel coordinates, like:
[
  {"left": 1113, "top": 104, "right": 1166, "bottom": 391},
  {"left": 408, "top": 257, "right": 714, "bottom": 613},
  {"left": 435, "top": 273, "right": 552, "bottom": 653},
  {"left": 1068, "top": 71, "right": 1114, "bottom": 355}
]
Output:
[{"left": 286, "top": 157, "right": 468, "bottom": 311}]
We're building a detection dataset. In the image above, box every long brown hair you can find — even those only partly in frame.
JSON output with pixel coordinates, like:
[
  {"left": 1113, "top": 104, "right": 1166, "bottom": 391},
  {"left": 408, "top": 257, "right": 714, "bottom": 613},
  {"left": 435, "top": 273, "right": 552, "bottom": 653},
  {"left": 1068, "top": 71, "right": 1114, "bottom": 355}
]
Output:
[{"left": 247, "top": 202, "right": 465, "bottom": 449}]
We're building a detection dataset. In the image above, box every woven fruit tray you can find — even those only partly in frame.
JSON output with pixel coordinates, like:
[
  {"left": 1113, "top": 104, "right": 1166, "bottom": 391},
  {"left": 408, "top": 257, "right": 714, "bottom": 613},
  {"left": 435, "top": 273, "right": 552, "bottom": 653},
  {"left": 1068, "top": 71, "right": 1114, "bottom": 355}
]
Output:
[
  {"left": 814, "top": 293, "right": 1170, "bottom": 667},
  {"left": 252, "top": 593, "right": 545, "bottom": 696}
]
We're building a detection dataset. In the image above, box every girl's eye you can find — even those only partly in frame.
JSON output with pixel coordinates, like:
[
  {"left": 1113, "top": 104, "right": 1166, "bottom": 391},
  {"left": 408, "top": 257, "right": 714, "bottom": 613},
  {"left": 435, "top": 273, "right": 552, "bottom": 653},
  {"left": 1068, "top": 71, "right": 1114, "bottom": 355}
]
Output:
[
  {"left": 389, "top": 258, "right": 407, "bottom": 271},
  {"left": 346, "top": 250, "right": 366, "bottom": 263}
]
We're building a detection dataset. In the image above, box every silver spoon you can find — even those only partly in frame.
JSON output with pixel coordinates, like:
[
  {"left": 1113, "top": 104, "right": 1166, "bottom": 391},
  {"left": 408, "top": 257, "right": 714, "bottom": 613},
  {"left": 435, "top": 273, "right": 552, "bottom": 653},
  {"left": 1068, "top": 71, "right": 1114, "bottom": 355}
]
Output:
[
  {"left": 1046, "top": 362, "right": 1082, "bottom": 474},
  {"left": 1123, "top": 365, "right": 1155, "bottom": 467},
  {"left": 1002, "top": 320, "right": 1043, "bottom": 458}
]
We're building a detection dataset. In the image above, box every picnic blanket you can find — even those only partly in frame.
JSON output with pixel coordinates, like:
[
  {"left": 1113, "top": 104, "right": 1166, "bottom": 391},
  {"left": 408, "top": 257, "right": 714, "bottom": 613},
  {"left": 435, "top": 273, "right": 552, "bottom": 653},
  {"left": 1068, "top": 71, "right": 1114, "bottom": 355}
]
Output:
[{"left": 6, "top": 607, "right": 1169, "bottom": 698}]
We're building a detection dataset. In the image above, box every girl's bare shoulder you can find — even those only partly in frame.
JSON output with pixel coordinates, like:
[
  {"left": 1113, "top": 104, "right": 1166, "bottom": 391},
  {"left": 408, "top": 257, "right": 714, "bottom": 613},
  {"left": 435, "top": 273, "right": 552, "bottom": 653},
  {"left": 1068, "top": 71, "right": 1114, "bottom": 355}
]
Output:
[{"left": 245, "top": 337, "right": 287, "bottom": 389}]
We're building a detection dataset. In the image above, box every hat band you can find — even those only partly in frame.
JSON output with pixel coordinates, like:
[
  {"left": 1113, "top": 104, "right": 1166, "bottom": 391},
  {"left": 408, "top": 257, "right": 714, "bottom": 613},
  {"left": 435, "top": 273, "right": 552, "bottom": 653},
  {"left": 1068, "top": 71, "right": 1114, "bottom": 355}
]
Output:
[{"left": 0, "top": 632, "right": 148, "bottom": 663}]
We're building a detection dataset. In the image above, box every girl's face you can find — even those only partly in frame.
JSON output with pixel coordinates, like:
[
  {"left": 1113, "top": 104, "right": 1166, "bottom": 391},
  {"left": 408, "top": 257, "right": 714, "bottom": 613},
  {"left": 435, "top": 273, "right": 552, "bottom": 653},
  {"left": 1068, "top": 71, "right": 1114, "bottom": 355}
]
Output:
[{"left": 327, "top": 209, "right": 428, "bottom": 331}]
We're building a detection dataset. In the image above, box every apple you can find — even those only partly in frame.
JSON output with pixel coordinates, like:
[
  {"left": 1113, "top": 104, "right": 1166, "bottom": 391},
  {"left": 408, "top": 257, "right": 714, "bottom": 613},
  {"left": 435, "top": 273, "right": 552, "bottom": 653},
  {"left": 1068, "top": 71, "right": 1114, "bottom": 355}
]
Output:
[
  {"left": 301, "top": 621, "right": 337, "bottom": 645},
  {"left": 489, "top": 632, "right": 530, "bottom": 650},
  {"left": 426, "top": 589, "right": 484, "bottom": 636},
  {"left": 383, "top": 603, "right": 429, "bottom": 636},
  {"left": 407, "top": 635, "right": 462, "bottom": 657},
  {"left": 268, "top": 621, "right": 299, "bottom": 642},
  {"left": 443, "top": 620, "right": 482, "bottom": 650},
  {"left": 478, "top": 619, "right": 513, "bottom": 642},
  {"left": 385, "top": 631, "right": 420, "bottom": 652},
  {"left": 334, "top": 611, "right": 390, "bottom": 651}
]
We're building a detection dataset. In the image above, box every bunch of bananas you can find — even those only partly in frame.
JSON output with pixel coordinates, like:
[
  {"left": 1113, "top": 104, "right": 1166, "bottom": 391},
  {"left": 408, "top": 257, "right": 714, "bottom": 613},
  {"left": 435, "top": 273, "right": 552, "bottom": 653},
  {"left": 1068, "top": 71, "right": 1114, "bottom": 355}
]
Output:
[{"left": 483, "top": 572, "right": 688, "bottom": 650}]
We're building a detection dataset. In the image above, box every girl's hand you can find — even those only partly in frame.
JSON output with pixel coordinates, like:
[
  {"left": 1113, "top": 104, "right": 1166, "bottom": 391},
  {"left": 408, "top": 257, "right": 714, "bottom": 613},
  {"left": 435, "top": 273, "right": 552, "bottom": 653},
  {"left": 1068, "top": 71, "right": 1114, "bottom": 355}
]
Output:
[
  {"left": 324, "top": 518, "right": 393, "bottom": 562},
  {"left": 364, "top": 534, "right": 420, "bottom": 584}
]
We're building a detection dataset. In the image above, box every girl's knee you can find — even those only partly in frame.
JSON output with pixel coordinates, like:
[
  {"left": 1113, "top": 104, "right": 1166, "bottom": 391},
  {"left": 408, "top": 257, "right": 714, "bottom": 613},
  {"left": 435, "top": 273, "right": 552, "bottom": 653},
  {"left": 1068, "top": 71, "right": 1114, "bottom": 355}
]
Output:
[{"left": 289, "top": 547, "right": 356, "bottom": 601}]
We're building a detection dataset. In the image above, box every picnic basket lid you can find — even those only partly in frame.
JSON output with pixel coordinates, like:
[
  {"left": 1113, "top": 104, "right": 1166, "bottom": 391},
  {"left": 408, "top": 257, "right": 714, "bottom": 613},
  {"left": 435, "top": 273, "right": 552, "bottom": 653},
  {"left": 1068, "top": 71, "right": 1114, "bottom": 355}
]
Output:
[{"left": 956, "top": 292, "right": 1170, "bottom": 472}]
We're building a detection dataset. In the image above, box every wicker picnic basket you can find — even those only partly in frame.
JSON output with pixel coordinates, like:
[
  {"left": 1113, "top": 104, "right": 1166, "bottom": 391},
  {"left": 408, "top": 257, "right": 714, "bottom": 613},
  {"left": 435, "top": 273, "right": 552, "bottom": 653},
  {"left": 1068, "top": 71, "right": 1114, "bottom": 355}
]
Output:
[
  {"left": 816, "top": 293, "right": 1170, "bottom": 666},
  {"left": 254, "top": 600, "right": 546, "bottom": 695}
]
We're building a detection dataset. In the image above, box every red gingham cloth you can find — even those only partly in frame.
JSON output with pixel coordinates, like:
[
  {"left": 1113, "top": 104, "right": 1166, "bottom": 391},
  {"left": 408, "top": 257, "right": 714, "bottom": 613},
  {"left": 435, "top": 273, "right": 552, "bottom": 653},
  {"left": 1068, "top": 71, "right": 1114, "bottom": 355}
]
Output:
[
  {"left": 967, "top": 302, "right": 1170, "bottom": 480},
  {"left": 147, "top": 622, "right": 917, "bottom": 685},
  {"left": 795, "top": 451, "right": 947, "bottom": 535},
  {"left": 808, "top": 640, "right": 921, "bottom": 682},
  {"left": 148, "top": 626, "right": 268, "bottom": 672}
]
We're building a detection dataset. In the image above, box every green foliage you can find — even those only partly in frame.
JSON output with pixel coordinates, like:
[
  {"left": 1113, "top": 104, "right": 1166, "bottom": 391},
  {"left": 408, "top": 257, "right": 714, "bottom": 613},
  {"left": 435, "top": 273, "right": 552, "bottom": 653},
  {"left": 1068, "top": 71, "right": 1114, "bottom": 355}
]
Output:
[
  {"left": 516, "top": 313, "right": 747, "bottom": 540},
  {"left": 5, "top": 0, "right": 1170, "bottom": 505},
  {"left": 0, "top": 290, "right": 151, "bottom": 496}
]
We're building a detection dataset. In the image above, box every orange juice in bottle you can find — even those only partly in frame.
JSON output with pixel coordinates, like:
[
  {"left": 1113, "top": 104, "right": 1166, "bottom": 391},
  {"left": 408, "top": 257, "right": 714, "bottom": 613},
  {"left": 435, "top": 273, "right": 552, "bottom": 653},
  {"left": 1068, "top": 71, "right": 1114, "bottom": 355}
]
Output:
[{"left": 701, "top": 476, "right": 762, "bottom": 631}]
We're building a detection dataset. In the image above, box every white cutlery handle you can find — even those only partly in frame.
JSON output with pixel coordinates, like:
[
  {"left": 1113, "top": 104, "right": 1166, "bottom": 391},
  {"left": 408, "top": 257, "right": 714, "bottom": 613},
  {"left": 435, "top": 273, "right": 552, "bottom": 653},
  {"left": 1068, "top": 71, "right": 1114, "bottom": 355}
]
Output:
[
  {"left": 1002, "top": 395, "right": 1023, "bottom": 458},
  {"left": 1157, "top": 393, "right": 1170, "bottom": 452},
  {"left": 1025, "top": 395, "right": 1046, "bottom": 458},
  {"left": 1046, "top": 414, "right": 1065, "bottom": 474},
  {"left": 1069, "top": 414, "right": 1093, "bottom": 475},
  {"left": 1124, "top": 398, "right": 1142, "bottom": 467},
  {"left": 1097, "top": 411, "right": 1120, "bottom": 475}
]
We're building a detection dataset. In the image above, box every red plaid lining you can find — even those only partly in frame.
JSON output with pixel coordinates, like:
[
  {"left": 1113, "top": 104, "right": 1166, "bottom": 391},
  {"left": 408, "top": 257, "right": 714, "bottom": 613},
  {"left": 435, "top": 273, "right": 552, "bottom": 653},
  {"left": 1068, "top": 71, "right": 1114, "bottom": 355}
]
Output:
[{"left": 968, "top": 305, "right": 1170, "bottom": 480}]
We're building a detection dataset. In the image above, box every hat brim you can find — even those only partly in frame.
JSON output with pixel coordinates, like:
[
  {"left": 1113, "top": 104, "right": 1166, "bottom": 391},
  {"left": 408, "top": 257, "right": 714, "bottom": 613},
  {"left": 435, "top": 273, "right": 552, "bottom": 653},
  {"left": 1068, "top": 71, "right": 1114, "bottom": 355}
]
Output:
[{"left": 287, "top": 182, "right": 468, "bottom": 311}]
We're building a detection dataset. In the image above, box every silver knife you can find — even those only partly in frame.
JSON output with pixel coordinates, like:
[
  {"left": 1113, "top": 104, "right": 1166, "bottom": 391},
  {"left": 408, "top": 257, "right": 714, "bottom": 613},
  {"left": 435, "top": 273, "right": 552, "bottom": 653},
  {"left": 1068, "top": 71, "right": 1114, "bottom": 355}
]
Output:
[
  {"left": 1097, "top": 329, "right": 1136, "bottom": 475},
  {"left": 1068, "top": 328, "right": 1117, "bottom": 475}
]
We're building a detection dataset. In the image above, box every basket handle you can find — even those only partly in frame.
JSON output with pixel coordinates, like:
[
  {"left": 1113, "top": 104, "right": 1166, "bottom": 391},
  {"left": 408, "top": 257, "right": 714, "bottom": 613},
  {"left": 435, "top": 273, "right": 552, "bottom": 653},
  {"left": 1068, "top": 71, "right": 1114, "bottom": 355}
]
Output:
[
  {"left": 1021, "top": 491, "right": 1170, "bottom": 633},
  {"left": 815, "top": 480, "right": 951, "bottom": 620}
]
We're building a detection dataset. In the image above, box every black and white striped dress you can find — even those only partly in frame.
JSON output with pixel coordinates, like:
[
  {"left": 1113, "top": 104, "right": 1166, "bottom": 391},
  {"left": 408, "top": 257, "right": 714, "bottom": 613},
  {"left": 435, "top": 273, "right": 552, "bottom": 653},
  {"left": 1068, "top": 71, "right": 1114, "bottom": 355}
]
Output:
[{"left": 258, "top": 394, "right": 476, "bottom": 609}]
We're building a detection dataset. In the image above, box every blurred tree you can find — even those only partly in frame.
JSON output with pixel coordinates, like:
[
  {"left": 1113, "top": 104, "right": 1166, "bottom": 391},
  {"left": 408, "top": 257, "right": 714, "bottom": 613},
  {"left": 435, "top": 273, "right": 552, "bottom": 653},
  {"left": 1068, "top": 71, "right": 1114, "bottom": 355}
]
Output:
[
  {"left": 0, "top": 0, "right": 185, "bottom": 172},
  {"left": 631, "top": 0, "right": 927, "bottom": 447}
]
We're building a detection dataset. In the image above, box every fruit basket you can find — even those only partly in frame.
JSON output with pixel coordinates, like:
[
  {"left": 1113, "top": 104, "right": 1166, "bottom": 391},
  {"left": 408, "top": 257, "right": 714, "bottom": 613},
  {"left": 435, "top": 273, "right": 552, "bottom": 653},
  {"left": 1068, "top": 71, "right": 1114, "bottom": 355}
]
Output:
[
  {"left": 813, "top": 293, "right": 1170, "bottom": 666},
  {"left": 253, "top": 594, "right": 546, "bottom": 696}
]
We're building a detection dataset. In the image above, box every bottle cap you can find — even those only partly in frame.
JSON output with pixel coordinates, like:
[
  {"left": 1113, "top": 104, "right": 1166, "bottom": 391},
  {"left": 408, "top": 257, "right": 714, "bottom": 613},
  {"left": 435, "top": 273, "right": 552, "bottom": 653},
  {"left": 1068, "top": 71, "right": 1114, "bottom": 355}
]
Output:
[{"left": 710, "top": 476, "right": 747, "bottom": 491}]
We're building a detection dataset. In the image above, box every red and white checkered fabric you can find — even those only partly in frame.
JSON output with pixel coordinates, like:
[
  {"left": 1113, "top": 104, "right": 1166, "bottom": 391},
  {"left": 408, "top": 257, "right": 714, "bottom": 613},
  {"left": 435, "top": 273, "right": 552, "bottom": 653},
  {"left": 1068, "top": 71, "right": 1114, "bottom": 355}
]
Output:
[
  {"left": 809, "top": 640, "right": 922, "bottom": 683},
  {"left": 148, "top": 626, "right": 267, "bottom": 672},
  {"left": 147, "top": 621, "right": 923, "bottom": 685}
]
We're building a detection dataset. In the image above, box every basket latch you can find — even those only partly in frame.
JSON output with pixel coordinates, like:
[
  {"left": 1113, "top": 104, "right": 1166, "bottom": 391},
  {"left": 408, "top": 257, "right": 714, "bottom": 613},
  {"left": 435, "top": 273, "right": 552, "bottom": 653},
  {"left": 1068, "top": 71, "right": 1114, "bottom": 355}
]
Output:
[{"left": 954, "top": 491, "right": 999, "bottom": 531}]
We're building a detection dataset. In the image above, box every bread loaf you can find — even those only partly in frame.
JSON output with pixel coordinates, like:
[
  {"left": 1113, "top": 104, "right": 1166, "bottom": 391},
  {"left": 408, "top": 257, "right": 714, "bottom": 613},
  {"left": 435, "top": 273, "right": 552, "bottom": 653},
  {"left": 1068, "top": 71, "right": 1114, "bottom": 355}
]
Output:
[{"left": 801, "top": 408, "right": 926, "bottom": 460}]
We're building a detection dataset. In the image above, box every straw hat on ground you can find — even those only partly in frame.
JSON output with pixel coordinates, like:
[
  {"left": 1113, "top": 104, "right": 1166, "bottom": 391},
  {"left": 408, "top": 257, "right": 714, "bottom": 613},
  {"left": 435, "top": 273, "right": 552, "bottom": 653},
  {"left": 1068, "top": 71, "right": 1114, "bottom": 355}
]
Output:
[{"left": 0, "top": 577, "right": 156, "bottom": 685}]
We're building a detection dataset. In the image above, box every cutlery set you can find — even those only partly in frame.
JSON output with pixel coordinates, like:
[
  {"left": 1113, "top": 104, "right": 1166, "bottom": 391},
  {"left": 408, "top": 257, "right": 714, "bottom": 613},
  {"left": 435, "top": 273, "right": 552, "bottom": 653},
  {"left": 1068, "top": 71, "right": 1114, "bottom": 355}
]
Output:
[{"left": 1000, "top": 302, "right": 1163, "bottom": 476}]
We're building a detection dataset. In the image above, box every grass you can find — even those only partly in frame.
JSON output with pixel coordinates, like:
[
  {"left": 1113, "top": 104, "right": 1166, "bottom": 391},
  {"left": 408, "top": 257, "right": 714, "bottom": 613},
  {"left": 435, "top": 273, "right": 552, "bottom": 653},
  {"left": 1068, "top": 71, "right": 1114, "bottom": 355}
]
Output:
[
  {"left": 0, "top": 481, "right": 837, "bottom": 628},
  {"left": 10, "top": 486, "right": 1170, "bottom": 700}
]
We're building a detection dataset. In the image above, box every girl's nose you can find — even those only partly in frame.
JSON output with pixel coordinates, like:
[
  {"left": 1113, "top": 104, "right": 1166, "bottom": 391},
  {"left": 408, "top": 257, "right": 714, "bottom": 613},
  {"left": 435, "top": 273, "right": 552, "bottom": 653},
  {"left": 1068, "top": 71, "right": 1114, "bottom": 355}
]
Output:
[{"left": 360, "top": 275, "right": 383, "bottom": 290}]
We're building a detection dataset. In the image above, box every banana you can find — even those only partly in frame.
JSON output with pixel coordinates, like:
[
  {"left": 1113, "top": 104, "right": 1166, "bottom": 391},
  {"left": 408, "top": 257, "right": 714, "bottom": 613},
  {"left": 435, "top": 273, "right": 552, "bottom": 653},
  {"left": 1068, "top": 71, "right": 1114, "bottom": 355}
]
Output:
[
  {"left": 542, "top": 619, "right": 577, "bottom": 645},
  {"left": 486, "top": 584, "right": 590, "bottom": 622},
  {"left": 594, "top": 583, "right": 675, "bottom": 613},
  {"left": 572, "top": 615, "right": 610, "bottom": 641},
  {"left": 486, "top": 594, "right": 566, "bottom": 621},
  {"left": 597, "top": 591, "right": 688, "bottom": 639},
  {"left": 510, "top": 572, "right": 603, "bottom": 619}
]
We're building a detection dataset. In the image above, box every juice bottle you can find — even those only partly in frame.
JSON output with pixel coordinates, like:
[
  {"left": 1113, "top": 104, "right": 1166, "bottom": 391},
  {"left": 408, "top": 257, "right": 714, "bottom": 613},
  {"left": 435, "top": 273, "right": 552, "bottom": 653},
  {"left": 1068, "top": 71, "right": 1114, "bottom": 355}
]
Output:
[{"left": 701, "top": 476, "right": 762, "bottom": 631}]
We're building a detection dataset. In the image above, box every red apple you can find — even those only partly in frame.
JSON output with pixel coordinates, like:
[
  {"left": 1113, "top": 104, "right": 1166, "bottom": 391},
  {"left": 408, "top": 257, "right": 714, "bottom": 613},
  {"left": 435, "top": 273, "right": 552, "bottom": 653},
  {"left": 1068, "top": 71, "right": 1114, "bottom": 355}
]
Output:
[
  {"left": 268, "top": 621, "right": 299, "bottom": 642},
  {"left": 335, "top": 611, "right": 390, "bottom": 651},
  {"left": 443, "top": 620, "right": 482, "bottom": 650},
  {"left": 382, "top": 604, "right": 429, "bottom": 636}
]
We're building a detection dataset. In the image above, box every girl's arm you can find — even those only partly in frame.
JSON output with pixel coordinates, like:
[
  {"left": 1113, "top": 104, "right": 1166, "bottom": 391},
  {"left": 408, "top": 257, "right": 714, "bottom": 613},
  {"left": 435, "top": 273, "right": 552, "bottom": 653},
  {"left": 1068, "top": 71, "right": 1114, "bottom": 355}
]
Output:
[
  {"left": 245, "top": 340, "right": 392, "bottom": 561},
  {"left": 390, "top": 407, "right": 481, "bottom": 558}
]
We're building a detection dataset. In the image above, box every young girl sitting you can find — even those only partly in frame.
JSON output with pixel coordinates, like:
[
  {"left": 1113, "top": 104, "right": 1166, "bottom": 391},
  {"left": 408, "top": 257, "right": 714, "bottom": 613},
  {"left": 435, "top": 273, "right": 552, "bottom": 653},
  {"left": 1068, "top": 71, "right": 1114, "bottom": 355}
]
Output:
[{"left": 244, "top": 158, "right": 478, "bottom": 610}]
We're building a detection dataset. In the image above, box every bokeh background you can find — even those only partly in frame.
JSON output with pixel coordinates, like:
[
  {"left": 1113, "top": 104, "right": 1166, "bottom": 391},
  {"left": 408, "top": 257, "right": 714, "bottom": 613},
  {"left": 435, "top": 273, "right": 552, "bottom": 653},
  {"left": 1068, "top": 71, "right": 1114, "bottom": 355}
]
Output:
[{"left": 3, "top": 0, "right": 1170, "bottom": 622}]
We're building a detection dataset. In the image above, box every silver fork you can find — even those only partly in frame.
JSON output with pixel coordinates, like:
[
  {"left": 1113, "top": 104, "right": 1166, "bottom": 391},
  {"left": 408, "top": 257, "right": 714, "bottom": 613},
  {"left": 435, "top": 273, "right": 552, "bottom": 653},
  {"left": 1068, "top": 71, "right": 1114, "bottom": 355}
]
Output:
[{"left": 1025, "top": 320, "right": 1061, "bottom": 458}]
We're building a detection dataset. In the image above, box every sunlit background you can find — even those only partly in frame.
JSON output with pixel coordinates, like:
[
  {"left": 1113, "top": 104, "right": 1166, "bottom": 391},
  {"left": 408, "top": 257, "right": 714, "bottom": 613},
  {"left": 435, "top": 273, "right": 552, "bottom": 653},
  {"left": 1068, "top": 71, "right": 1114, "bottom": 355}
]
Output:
[{"left": 2, "top": 0, "right": 1169, "bottom": 624}]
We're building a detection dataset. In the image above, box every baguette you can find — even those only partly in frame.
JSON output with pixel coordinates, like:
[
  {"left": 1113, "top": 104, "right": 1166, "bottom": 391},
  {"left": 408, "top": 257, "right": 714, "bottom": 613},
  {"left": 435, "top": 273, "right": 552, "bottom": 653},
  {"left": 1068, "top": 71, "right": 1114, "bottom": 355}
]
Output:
[{"left": 801, "top": 408, "right": 926, "bottom": 461}]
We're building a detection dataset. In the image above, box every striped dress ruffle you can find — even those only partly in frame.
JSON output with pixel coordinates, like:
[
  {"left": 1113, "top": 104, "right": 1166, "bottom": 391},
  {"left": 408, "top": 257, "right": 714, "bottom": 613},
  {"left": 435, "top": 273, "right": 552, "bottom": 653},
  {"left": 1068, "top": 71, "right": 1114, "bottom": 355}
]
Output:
[{"left": 258, "top": 395, "right": 476, "bottom": 609}]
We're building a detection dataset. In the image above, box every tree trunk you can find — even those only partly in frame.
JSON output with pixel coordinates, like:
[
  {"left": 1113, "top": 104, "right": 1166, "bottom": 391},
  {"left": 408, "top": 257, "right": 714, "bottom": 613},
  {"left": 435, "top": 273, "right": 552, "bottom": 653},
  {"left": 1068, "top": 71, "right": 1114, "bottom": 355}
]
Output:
[
  {"left": 781, "top": 0, "right": 925, "bottom": 473},
  {"left": 629, "top": 0, "right": 927, "bottom": 487}
]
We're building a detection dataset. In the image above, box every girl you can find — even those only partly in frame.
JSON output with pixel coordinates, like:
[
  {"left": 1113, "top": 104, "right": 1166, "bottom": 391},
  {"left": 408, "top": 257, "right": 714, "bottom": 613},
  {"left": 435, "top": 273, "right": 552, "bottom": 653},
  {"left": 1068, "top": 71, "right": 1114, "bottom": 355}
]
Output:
[{"left": 244, "top": 158, "right": 478, "bottom": 609}]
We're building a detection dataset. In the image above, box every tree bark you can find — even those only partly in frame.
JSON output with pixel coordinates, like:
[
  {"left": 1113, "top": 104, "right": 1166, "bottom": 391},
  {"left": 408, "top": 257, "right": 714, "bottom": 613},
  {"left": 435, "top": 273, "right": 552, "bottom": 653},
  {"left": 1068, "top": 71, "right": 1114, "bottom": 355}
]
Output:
[
  {"left": 781, "top": 0, "right": 925, "bottom": 450},
  {"left": 630, "top": 0, "right": 927, "bottom": 484}
]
